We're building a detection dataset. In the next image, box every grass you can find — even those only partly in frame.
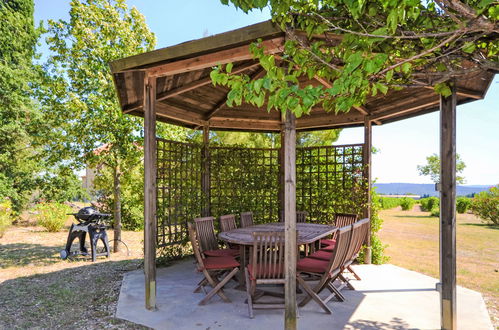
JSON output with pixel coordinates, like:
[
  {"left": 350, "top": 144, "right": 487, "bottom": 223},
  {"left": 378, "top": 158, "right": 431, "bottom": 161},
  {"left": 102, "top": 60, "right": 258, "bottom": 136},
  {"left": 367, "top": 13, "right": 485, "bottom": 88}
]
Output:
[
  {"left": 378, "top": 207, "right": 499, "bottom": 327},
  {"left": 0, "top": 224, "right": 147, "bottom": 329}
]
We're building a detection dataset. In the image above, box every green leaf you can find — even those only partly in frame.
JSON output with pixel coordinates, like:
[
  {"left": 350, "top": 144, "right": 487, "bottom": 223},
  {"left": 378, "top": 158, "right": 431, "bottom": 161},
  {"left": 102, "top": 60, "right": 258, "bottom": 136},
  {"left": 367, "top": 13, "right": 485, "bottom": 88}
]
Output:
[
  {"left": 462, "top": 42, "right": 476, "bottom": 54},
  {"left": 434, "top": 82, "right": 452, "bottom": 97},
  {"left": 386, "top": 69, "right": 394, "bottom": 82},
  {"left": 375, "top": 82, "right": 388, "bottom": 95},
  {"left": 401, "top": 62, "right": 412, "bottom": 74},
  {"left": 226, "top": 62, "right": 233, "bottom": 73}
]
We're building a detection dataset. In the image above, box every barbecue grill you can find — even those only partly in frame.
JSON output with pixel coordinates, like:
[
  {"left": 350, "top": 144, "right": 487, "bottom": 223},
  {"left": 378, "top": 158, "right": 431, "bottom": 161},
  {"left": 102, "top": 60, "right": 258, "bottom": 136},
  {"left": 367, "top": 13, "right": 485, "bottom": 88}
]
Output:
[{"left": 60, "top": 207, "right": 111, "bottom": 261}]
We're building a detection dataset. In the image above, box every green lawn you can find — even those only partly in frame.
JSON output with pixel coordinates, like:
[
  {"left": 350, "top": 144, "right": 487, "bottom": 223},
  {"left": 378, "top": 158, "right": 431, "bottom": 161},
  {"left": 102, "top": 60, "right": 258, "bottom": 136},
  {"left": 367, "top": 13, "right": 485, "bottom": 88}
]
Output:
[{"left": 378, "top": 207, "right": 498, "bottom": 327}]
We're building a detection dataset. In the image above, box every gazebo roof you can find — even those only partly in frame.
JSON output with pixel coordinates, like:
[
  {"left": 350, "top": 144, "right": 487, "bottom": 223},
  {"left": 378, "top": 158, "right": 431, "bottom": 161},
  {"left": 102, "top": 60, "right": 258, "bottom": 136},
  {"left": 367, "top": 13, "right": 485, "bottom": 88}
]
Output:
[{"left": 110, "top": 20, "right": 495, "bottom": 132}]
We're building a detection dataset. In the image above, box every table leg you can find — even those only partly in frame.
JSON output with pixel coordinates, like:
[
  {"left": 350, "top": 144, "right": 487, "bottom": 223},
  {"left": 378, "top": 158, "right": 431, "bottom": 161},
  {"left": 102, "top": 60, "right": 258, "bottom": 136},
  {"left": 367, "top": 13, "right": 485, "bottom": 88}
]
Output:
[{"left": 236, "top": 244, "right": 247, "bottom": 290}]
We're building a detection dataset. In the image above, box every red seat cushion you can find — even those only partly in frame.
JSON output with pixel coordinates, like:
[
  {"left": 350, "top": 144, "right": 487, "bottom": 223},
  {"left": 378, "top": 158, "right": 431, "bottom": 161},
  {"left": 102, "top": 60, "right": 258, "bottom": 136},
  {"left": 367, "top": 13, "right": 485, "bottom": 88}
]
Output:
[
  {"left": 203, "top": 256, "right": 239, "bottom": 270},
  {"left": 309, "top": 250, "right": 332, "bottom": 261},
  {"left": 297, "top": 257, "right": 329, "bottom": 274},
  {"left": 247, "top": 263, "right": 284, "bottom": 281},
  {"left": 321, "top": 243, "right": 335, "bottom": 252},
  {"left": 204, "top": 248, "right": 240, "bottom": 258},
  {"left": 321, "top": 239, "right": 336, "bottom": 247}
]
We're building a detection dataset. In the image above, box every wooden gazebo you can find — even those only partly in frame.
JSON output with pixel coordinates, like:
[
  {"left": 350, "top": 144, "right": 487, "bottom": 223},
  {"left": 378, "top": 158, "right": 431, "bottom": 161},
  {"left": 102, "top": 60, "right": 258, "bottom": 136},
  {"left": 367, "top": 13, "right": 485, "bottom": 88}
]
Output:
[{"left": 110, "top": 21, "right": 495, "bottom": 329}]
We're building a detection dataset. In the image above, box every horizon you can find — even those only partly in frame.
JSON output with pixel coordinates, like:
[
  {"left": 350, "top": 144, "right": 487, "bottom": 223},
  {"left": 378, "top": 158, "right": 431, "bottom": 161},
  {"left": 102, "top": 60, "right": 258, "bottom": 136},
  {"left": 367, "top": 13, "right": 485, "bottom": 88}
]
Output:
[{"left": 34, "top": 0, "right": 499, "bottom": 186}]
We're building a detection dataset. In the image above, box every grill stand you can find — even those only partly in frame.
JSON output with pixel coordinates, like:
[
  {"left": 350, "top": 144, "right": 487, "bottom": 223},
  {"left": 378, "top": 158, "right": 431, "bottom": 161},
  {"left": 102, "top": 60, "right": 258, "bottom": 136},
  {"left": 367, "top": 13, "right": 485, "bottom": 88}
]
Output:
[{"left": 62, "top": 223, "right": 110, "bottom": 261}]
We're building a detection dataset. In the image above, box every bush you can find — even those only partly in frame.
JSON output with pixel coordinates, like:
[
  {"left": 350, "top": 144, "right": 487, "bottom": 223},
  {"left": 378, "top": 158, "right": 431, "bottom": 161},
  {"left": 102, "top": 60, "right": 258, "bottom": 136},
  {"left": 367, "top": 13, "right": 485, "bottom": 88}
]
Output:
[
  {"left": 0, "top": 198, "right": 13, "bottom": 238},
  {"left": 378, "top": 197, "right": 401, "bottom": 210},
  {"left": 420, "top": 197, "right": 439, "bottom": 212},
  {"left": 35, "top": 202, "right": 72, "bottom": 232},
  {"left": 358, "top": 191, "right": 389, "bottom": 264},
  {"left": 456, "top": 197, "right": 471, "bottom": 214},
  {"left": 471, "top": 185, "right": 499, "bottom": 225},
  {"left": 400, "top": 197, "right": 416, "bottom": 211},
  {"left": 430, "top": 205, "right": 440, "bottom": 217}
]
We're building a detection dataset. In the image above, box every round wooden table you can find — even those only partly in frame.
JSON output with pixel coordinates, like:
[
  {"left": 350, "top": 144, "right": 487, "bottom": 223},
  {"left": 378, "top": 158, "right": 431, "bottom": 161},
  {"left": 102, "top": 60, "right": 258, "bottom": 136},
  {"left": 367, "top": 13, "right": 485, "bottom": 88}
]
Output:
[{"left": 218, "top": 222, "right": 337, "bottom": 287}]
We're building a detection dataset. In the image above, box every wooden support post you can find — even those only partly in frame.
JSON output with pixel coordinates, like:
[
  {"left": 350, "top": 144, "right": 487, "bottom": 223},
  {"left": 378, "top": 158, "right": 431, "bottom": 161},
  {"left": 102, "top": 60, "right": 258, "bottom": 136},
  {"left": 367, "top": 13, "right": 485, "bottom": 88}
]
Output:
[
  {"left": 144, "top": 74, "right": 157, "bottom": 310},
  {"left": 439, "top": 83, "right": 457, "bottom": 330},
  {"left": 283, "top": 110, "right": 297, "bottom": 330},
  {"left": 278, "top": 125, "right": 285, "bottom": 221},
  {"left": 201, "top": 126, "right": 211, "bottom": 217},
  {"left": 363, "top": 117, "right": 372, "bottom": 264}
]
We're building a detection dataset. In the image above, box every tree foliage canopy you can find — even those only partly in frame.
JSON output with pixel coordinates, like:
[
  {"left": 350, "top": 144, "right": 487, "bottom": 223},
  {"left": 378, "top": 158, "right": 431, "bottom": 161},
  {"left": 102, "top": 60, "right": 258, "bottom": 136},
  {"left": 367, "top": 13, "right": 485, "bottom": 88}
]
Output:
[
  {"left": 213, "top": 0, "right": 498, "bottom": 117},
  {"left": 417, "top": 153, "right": 466, "bottom": 184}
]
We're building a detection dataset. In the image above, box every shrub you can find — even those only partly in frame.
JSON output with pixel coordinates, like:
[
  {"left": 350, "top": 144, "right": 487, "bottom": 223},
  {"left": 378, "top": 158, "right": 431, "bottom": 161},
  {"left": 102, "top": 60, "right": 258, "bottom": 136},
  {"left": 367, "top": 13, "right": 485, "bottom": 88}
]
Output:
[
  {"left": 400, "top": 197, "right": 416, "bottom": 211},
  {"left": 0, "top": 199, "right": 13, "bottom": 238},
  {"left": 471, "top": 185, "right": 499, "bottom": 225},
  {"left": 378, "top": 197, "right": 401, "bottom": 210},
  {"left": 430, "top": 205, "right": 440, "bottom": 217},
  {"left": 456, "top": 197, "right": 471, "bottom": 214},
  {"left": 420, "top": 197, "right": 439, "bottom": 212},
  {"left": 358, "top": 191, "right": 389, "bottom": 264},
  {"left": 35, "top": 202, "right": 72, "bottom": 232}
]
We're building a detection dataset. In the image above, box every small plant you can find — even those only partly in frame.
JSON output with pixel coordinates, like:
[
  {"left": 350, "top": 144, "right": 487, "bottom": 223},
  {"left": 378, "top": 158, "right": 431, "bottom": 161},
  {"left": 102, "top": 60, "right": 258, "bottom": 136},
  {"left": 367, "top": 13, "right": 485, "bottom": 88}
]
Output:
[
  {"left": 420, "top": 197, "right": 439, "bottom": 212},
  {"left": 456, "top": 197, "right": 471, "bottom": 214},
  {"left": 0, "top": 198, "right": 13, "bottom": 238},
  {"left": 471, "top": 185, "right": 499, "bottom": 225},
  {"left": 35, "top": 202, "right": 72, "bottom": 232},
  {"left": 400, "top": 197, "right": 415, "bottom": 211},
  {"left": 430, "top": 205, "right": 440, "bottom": 217},
  {"left": 378, "top": 197, "right": 401, "bottom": 210}
]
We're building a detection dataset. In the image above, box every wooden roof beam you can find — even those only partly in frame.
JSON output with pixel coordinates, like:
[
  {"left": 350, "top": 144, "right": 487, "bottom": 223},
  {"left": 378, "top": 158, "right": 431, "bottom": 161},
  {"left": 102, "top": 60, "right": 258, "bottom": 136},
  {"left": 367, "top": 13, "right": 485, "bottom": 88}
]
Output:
[
  {"left": 423, "top": 86, "right": 483, "bottom": 99},
  {"left": 147, "top": 37, "right": 284, "bottom": 78},
  {"left": 156, "top": 61, "right": 261, "bottom": 102},
  {"left": 371, "top": 97, "right": 439, "bottom": 121}
]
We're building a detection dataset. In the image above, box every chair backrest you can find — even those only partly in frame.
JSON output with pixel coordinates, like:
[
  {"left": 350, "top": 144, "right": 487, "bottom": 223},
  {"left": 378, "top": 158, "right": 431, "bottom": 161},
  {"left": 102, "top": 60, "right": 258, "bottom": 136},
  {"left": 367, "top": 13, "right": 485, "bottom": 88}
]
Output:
[
  {"left": 279, "top": 210, "right": 308, "bottom": 223},
  {"left": 187, "top": 222, "right": 206, "bottom": 269},
  {"left": 325, "top": 225, "right": 353, "bottom": 274},
  {"left": 194, "top": 216, "right": 219, "bottom": 253},
  {"left": 343, "top": 218, "right": 370, "bottom": 265},
  {"left": 334, "top": 213, "right": 358, "bottom": 227},
  {"left": 296, "top": 211, "right": 308, "bottom": 223},
  {"left": 240, "top": 211, "right": 254, "bottom": 228},
  {"left": 220, "top": 214, "right": 237, "bottom": 232},
  {"left": 250, "top": 231, "right": 287, "bottom": 280}
]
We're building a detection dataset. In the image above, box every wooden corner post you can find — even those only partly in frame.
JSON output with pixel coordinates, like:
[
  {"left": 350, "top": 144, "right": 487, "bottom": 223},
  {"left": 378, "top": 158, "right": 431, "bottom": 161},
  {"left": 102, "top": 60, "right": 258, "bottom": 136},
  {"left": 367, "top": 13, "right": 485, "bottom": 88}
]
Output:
[
  {"left": 283, "top": 110, "right": 297, "bottom": 330},
  {"left": 144, "top": 74, "right": 157, "bottom": 310},
  {"left": 363, "top": 117, "right": 372, "bottom": 264},
  {"left": 278, "top": 124, "right": 285, "bottom": 221},
  {"left": 439, "top": 83, "right": 457, "bottom": 330},
  {"left": 201, "top": 125, "right": 211, "bottom": 217}
]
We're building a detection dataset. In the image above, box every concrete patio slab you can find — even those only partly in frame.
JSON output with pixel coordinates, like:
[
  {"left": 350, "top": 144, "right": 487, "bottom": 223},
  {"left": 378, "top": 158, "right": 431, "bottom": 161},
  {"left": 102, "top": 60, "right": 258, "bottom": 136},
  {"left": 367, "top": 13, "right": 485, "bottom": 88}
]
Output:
[{"left": 116, "top": 259, "right": 493, "bottom": 330}]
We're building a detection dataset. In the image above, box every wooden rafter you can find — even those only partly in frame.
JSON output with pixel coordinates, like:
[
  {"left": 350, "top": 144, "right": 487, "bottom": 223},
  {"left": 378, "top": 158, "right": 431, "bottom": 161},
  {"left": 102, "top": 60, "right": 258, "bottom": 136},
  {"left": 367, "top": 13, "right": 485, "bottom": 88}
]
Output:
[{"left": 147, "top": 38, "right": 284, "bottom": 78}]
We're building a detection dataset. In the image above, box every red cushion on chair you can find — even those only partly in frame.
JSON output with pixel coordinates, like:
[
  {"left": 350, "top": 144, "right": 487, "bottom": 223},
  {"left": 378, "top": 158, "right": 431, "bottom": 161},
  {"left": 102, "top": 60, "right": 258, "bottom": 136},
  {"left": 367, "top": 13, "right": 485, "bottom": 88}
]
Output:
[
  {"left": 247, "top": 263, "right": 284, "bottom": 281},
  {"left": 203, "top": 256, "right": 240, "bottom": 270},
  {"left": 309, "top": 250, "right": 333, "bottom": 261},
  {"left": 321, "top": 239, "right": 336, "bottom": 247},
  {"left": 204, "top": 248, "right": 240, "bottom": 258},
  {"left": 321, "top": 243, "right": 335, "bottom": 252},
  {"left": 297, "top": 257, "right": 329, "bottom": 274}
]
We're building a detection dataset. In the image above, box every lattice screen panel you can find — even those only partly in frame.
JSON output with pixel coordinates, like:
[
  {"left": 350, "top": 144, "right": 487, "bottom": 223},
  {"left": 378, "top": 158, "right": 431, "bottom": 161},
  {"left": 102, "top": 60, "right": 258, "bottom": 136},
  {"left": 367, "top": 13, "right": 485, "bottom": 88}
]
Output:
[
  {"left": 209, "top": 146, "right": 280, "bottom": 225},
  {"left": 296, "top": 144, "right": 366, "bottom": 223},
  {"left": 156, "top": 139, "right": 202, "bottom": 247}
]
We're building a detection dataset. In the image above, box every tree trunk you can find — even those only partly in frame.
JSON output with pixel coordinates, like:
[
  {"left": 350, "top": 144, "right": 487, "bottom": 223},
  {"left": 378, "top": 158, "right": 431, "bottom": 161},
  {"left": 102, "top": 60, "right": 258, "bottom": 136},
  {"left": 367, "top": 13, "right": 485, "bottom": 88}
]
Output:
[{"left": 113, "top": 165, "right": 122, "bottom": 252}]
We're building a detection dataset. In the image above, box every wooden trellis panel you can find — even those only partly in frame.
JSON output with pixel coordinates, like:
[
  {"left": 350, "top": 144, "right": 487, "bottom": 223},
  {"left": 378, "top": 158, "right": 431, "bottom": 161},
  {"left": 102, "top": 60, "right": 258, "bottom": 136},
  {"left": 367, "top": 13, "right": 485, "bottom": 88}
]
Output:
[
  {"left": 156, "top": 139, "right": 202, "bottom": 247},
  {"left": 209, "top": 146, "right": 280, "bottom": 225},
  {"left": 296, "top": 144, "right": 366, "bottom": 223}
]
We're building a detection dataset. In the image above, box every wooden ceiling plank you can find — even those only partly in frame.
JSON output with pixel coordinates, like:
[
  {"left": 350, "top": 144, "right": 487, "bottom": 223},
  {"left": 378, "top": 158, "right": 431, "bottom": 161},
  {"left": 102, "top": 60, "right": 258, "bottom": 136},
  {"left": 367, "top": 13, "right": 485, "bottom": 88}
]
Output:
[
  {"left": 156, "top": 61, "right": 260, "bottom": 102},
  {"left": 148, "top": 38, "right": 284, "bottom": 78},
  {"left": 372, "top": 97, "right": 440, "bottom": 121}
]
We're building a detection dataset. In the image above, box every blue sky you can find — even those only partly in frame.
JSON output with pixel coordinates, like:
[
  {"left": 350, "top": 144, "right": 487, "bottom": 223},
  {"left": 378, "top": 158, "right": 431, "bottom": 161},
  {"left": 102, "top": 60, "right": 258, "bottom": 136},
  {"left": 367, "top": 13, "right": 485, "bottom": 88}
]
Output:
[{"left": 34, "top": 0, "right": 498, "bottom": 185}]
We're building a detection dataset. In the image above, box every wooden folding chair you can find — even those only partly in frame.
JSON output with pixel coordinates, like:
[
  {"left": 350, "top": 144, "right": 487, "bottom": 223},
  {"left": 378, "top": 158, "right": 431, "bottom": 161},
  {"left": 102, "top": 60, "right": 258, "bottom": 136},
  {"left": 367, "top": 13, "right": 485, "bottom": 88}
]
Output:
[
  {"left": 321, "top": 213, "right": 358, "bottom": 248},
  {"left": 340, "top": 218, "right": 370, "bottom": 284},
  {"left": 194, "top": 216, "right": 239, "bottom": 257},
  {"left": 240, "top": 211, "right": 254, "bottom": 228},
  {"left": 296, "top": 225, "right": 353, "bottom": 314},
  {"left": 244, "top": 231, "right": 289, "bottom": 318},
  {"left": 188, "top": 223, "right": 240, "bottom": 305},
  {"left": 220, "top": 214, "right": 237, "bottom": 232}
]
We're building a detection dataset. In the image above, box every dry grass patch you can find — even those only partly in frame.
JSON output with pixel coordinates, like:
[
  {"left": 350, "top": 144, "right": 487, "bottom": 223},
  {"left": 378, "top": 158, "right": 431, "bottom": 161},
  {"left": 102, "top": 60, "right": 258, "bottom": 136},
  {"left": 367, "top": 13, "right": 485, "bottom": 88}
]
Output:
[
  {"left": 378, "top": 208, "right": 499, "bottom": 327},
  {"left": 0, "top": 225, "right": 147, "bottom": 329}
]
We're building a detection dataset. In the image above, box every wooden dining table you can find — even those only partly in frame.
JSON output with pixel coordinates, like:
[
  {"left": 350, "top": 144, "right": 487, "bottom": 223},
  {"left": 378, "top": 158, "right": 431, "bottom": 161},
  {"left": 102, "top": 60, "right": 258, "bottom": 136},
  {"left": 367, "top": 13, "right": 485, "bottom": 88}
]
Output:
[{"left": 218, "top": 222, "right": 337, "bottom": 287}]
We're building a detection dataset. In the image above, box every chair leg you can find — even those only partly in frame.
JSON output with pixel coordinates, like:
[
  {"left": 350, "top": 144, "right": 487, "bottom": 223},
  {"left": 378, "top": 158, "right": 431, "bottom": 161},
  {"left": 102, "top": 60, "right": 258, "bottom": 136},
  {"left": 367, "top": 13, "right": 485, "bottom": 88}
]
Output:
[
  {"left": 199, "top": 267, "right": 239, "bottom": 305},
  {"left": 194, "top": 278, "right": 207, "bottom": 293},
  {"left": 296, "top": 275, "right": 332, "bottom": 314},
  {"left": 244, "top": 268, "right": 254, "bottom": 319},
  {"left": 200, "top": 270, "right": 230, "bottom": 304},
  {"left": 298, "top": 275, "right": 328, "bottom": 307},
  {"left": 347, "top": 265, "right": 361, "bottom": 280},
  {"left": 339, "top": 273, "right": 355, "bottom": 290},
  {"left": 325, "top": 281, "right": 345, "bottom": 302}
]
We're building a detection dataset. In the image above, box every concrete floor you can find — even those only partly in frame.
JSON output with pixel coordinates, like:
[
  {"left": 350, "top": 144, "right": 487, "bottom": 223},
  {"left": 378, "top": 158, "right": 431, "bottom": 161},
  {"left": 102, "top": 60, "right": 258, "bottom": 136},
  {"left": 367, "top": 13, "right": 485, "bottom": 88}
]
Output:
[{"left": 116, "top": 259, "right": 493, "bottom": 330}]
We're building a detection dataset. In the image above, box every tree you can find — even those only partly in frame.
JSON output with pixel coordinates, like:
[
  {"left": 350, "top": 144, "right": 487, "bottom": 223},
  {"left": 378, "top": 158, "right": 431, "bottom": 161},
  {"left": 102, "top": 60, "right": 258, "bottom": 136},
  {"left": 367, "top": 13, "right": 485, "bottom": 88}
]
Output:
[
  {"left": 0, "top": 0, "right": 43, "bottom": 213},
  {"left": 40, "top": 0, "right": 156, "bottom": 250},
  {"left": 212, "top": 0, "right": 497, "bottom": 116},
  {"left": 417, "top": 153, "right": 466, "bottom": 184}
]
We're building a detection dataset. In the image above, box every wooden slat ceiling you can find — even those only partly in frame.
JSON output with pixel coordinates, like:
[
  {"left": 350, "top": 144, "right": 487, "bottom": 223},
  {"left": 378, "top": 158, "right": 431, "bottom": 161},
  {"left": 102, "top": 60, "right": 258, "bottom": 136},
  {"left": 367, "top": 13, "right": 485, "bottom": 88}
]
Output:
[{"left": 110, "top": 21, "right": 496, "bottom": 132}]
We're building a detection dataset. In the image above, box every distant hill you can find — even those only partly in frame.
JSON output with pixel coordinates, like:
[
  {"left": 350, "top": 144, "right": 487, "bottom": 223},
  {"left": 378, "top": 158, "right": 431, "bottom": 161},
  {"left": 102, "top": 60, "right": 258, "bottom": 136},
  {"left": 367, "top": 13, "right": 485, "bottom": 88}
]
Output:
[{"left": 374, "top": 183, "right": 492, "bottom": 197}]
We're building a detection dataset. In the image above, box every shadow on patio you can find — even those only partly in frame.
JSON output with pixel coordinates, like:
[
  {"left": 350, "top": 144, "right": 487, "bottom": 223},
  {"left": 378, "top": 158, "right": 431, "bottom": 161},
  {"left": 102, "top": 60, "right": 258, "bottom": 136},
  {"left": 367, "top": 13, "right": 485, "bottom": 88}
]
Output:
[{"left": 116, "top": 261, "right": 493, "bottom": 330}]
